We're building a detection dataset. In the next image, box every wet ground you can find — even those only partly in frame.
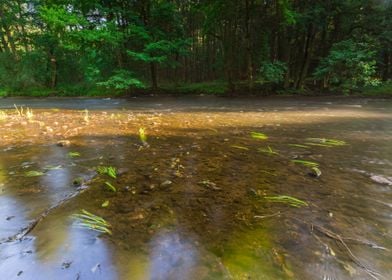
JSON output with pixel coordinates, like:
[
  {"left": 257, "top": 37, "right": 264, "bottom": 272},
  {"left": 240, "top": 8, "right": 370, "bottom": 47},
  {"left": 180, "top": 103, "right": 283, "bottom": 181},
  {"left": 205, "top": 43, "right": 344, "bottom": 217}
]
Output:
[{"left": 0, "top": 96, "right": 391, "bottom": 280}]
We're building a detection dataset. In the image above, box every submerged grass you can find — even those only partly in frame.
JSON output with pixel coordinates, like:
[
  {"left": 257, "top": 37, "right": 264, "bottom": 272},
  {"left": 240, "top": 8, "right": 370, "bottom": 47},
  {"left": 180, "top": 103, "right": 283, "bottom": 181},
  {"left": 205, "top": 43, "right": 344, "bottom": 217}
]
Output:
[
  {"left": 306, "top": 138, "right": 347, "bottom": 146},
  {"left": 291, "top": 159, "right": 319, "bottom": 167},
  {"left": 97, "top": 166, "right": 117, "bottom": 179},
  {"left": 288, "top": 144, "right": 309, "bottom": 149},
  {"left": 231, "top": 145, "right": 249, "bottom": 150},
  {"left": 24, "top": 170, "right": 45, "bottom": 177},
  {"left": 104, "top": 181, "right": 117, "bottom": 192},
  {"left": 72, "top": 209, "right": 112, "bottom": 235},
  {"left": 68, "top": 151, "right": 81, "bottom": 158},
  {"left": 264, "top": 195, "right": 308, "bottom": 208},
  {"left": 258, "top": 146, "right": 279, "bottom": 155},
  {"left": 250, "top": 132, "right": 268, "bottom": 140},
  {"left": 0, "top": 110, "right": 7, "bottom": 121}
]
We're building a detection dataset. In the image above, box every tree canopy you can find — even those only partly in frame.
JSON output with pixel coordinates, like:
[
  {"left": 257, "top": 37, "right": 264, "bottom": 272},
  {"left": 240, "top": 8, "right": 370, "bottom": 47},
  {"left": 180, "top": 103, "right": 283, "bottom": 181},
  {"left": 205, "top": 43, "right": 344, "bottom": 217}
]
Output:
[{"left": 0, "top": 0, "right": 390, "bottom": 95}]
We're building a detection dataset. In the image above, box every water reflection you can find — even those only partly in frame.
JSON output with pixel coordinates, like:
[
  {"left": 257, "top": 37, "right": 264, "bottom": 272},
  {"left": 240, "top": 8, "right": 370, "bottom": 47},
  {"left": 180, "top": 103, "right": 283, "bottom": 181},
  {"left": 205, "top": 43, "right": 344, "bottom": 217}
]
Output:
[{"left": 149, "top": 230, "right": 199, "bottom": 280}]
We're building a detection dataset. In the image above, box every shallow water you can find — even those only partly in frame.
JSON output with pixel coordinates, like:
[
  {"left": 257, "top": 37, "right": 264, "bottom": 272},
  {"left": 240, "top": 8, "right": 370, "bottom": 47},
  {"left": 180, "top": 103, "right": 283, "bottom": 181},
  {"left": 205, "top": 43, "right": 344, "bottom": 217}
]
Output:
[{"left": 0, "top": 96, "right": 391, "bottom": 280}]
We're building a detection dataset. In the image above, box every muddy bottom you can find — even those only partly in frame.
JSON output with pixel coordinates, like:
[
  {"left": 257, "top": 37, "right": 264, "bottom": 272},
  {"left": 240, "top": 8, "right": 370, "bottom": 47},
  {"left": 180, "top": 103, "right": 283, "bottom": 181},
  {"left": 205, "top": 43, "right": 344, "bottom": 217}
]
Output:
[{"left": 0, "top": 97, "right": 391, "bottom": 280}]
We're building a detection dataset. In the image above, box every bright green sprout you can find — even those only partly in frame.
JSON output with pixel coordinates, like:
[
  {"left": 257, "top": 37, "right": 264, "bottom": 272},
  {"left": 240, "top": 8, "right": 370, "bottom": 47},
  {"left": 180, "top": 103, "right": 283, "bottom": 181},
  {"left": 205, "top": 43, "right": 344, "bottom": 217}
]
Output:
[
  {"left": 291, "top": 159, "right": 319, "bottom": 167},
  {"left": 43, "top": 165, "right": 62, "bottom": 170},
  {"left": 250, "top": 132, "right": 268, "bottom": 140},
  {"left": 264, "top": 195, "right": 308, "bottom": 208},
  {"left": 104, "top": 181, "right": 117, "bottom": 192},
  {"left": 68, "top": 152, "right": 81, "bottom": 158},
  {"left": 72, "top": 209, "right": 112, "bottom": 235},
  {"left": 97, "top": 166, "right": 117, "bottom": 179},
  {"left": 25, "top": 170, "right": 45, "bottom": 177},
  {"left": 139, "top": 127, "right": 147, "bottom": 144}
]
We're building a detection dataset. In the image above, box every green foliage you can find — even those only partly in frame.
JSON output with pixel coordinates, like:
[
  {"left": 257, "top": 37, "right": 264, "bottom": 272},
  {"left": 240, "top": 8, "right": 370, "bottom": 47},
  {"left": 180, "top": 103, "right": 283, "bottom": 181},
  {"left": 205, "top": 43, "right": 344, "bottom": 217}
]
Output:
[
  {"left": 291, "top": 159, "right": 319, "bottom": 167},
  {"left": 163, "top": 82, "right": 228, "bottom": 94},
  {"left": 250, "top": 132, "right": 269, "bottom": 140},
  {"left": 259, "top": 61, "right": 287, "bottom": 84},
  {"left": 72, "top": 209, "right": 112, "bottom": 235},
  {"left": 97, "top": 166, "right": 117, "bottom": 179},
  {"left": 264, "top": 195, "right": 308, "bottom": 208},
  {"left": 314, "top": 39, "right": 381, "bottom": 91},
  {"left": 97, "top": 70, "right": 144, "bottom": 91},
  {"left": 104, "top": 181, "right": 117, "bottom": 192}
]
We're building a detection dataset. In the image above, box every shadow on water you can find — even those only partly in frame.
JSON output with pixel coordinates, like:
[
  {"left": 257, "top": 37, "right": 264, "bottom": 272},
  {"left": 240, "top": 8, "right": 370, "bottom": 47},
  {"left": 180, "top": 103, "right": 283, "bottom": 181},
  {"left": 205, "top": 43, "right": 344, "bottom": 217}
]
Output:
[{"left": 0, "top": 97, "right": 391, "bottom": 279}]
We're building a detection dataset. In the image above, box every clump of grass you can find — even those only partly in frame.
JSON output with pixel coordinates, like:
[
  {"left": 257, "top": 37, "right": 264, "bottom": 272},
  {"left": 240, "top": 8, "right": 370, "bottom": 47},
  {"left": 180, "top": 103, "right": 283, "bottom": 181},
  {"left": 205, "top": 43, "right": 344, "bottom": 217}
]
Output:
[
  {"left": 104, "top": 181, "right": 117, "bottom": 192},
  {"left": 72, "top": 209, "right": 112, "bottom": 235},
  {"left": 13, "top": 104, "right": 33, "bottom": 120},
  {"left": 25, "top": 170, "right": 45, "bottom": 177},
  {"left": 97, "top": 166, "right": 117, "bottom": 179},
  {"left": 265, "top": 195, "right": 308, "bottom": 208},
  {"left": 251, "top": 132, "right": 268, "bottom": 140},
  {"left": 258, "top": 146, "right": 279, "bottom": 155},
  {"left": 291, "top": 159, "right": 319, "bottom": 167},
  {"left": 68, "top": 151, "right": 81, "bottom": 158},
  {"left": 306, "top": 138, "right": 347, "bottom": 146}
]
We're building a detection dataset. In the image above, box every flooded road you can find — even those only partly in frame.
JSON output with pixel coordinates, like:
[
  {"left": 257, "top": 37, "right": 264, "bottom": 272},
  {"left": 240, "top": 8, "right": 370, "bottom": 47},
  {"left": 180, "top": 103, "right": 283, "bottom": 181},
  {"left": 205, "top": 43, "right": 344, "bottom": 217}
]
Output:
[{"left": 0, "top": 96, "right": 391, "bottom": 280}]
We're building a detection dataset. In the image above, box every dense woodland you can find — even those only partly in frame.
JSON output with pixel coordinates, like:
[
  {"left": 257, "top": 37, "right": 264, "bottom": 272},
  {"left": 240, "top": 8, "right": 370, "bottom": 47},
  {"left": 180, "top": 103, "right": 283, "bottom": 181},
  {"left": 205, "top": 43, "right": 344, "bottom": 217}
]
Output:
[{"left": 0, "top": 0, "right": 391, "bottom": 95}]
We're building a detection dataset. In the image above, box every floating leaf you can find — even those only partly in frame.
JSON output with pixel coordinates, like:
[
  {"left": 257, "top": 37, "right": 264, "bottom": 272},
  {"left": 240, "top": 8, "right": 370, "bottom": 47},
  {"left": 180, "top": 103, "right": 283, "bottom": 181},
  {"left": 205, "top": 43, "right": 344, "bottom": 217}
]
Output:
[
  {"left": 291, "top": 159, "right": 319, "bottom": 167},
  {"left": 101, "top": 200, "right": 110, "bottom": 207},
  {"left": 251, "top": 132, "right": 268, "bottom": 140},
  {"left": 310, "top": 167, "right": 322, "bottom": 178},
  {"left": 231, "top": 145, "right": 249, "bottom": 150},
  {"left": 288, "top": 144, "right": 309, "bottom": 149},
  {"left": 265, "top": 195, "right": 308, "bottom": 208},
  {"left": 68, "top": 152, "right": 81, "bottom": 158},
  {"left": 104, "top": 181, "right": 117, "bottom": 192},
  {"left": 25, "top": 170, "right": 45, "bottom": 177}
]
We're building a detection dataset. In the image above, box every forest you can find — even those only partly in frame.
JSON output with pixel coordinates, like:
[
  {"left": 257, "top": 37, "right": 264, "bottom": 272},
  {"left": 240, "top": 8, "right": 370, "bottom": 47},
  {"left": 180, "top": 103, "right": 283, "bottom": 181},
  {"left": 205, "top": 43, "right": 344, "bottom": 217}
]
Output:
[{"left": 0, "top": 0, "right": 391, "bottom": 96}]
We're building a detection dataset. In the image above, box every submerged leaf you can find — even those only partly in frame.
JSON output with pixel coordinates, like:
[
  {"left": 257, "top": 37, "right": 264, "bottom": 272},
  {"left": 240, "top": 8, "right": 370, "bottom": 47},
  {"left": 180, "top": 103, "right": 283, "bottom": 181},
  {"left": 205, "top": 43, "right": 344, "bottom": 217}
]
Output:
[
  {"left": 251, "top": 132, "right": 268, "bottom": 140},
  {"left": 291, "top": 159, "right": 319, "bottom": 167},
  {"left": 258, "top": 146, "right": 279, "bottom": 155},
  {"left": 104, "top": 181, "right": 117, "bottom": 192},
  {"left": 231, "top": 145, "right": 249, "bottom": 150},
  {"left": 68, "top": 152, "right": 81, "bottom": 158},
  {"left": 101, "top": 200, "right": 110, "bottom": 207},
  {"left": 265, "top": 195, "right": 308, "bottom": 208},
  {"left": 25, "top": 170, "right": 45, "bottom": 177},
  {"left": 288, "top": 144, "right": 309, "bottom": 149}
]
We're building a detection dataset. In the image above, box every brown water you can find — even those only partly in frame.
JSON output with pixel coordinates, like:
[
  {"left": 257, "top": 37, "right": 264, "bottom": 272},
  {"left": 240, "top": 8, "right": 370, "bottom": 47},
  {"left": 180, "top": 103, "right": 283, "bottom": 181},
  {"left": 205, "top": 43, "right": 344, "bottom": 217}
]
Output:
[{"left": 0, "top": 96, "right": 391, "bottom": 280}]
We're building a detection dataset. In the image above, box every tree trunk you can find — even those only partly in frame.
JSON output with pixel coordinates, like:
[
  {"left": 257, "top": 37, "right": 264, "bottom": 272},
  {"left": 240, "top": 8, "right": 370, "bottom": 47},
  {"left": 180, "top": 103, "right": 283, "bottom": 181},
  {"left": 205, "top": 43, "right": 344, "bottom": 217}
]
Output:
[{"left": 150, "top": 62, "right": 158, "bottom": 89}]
